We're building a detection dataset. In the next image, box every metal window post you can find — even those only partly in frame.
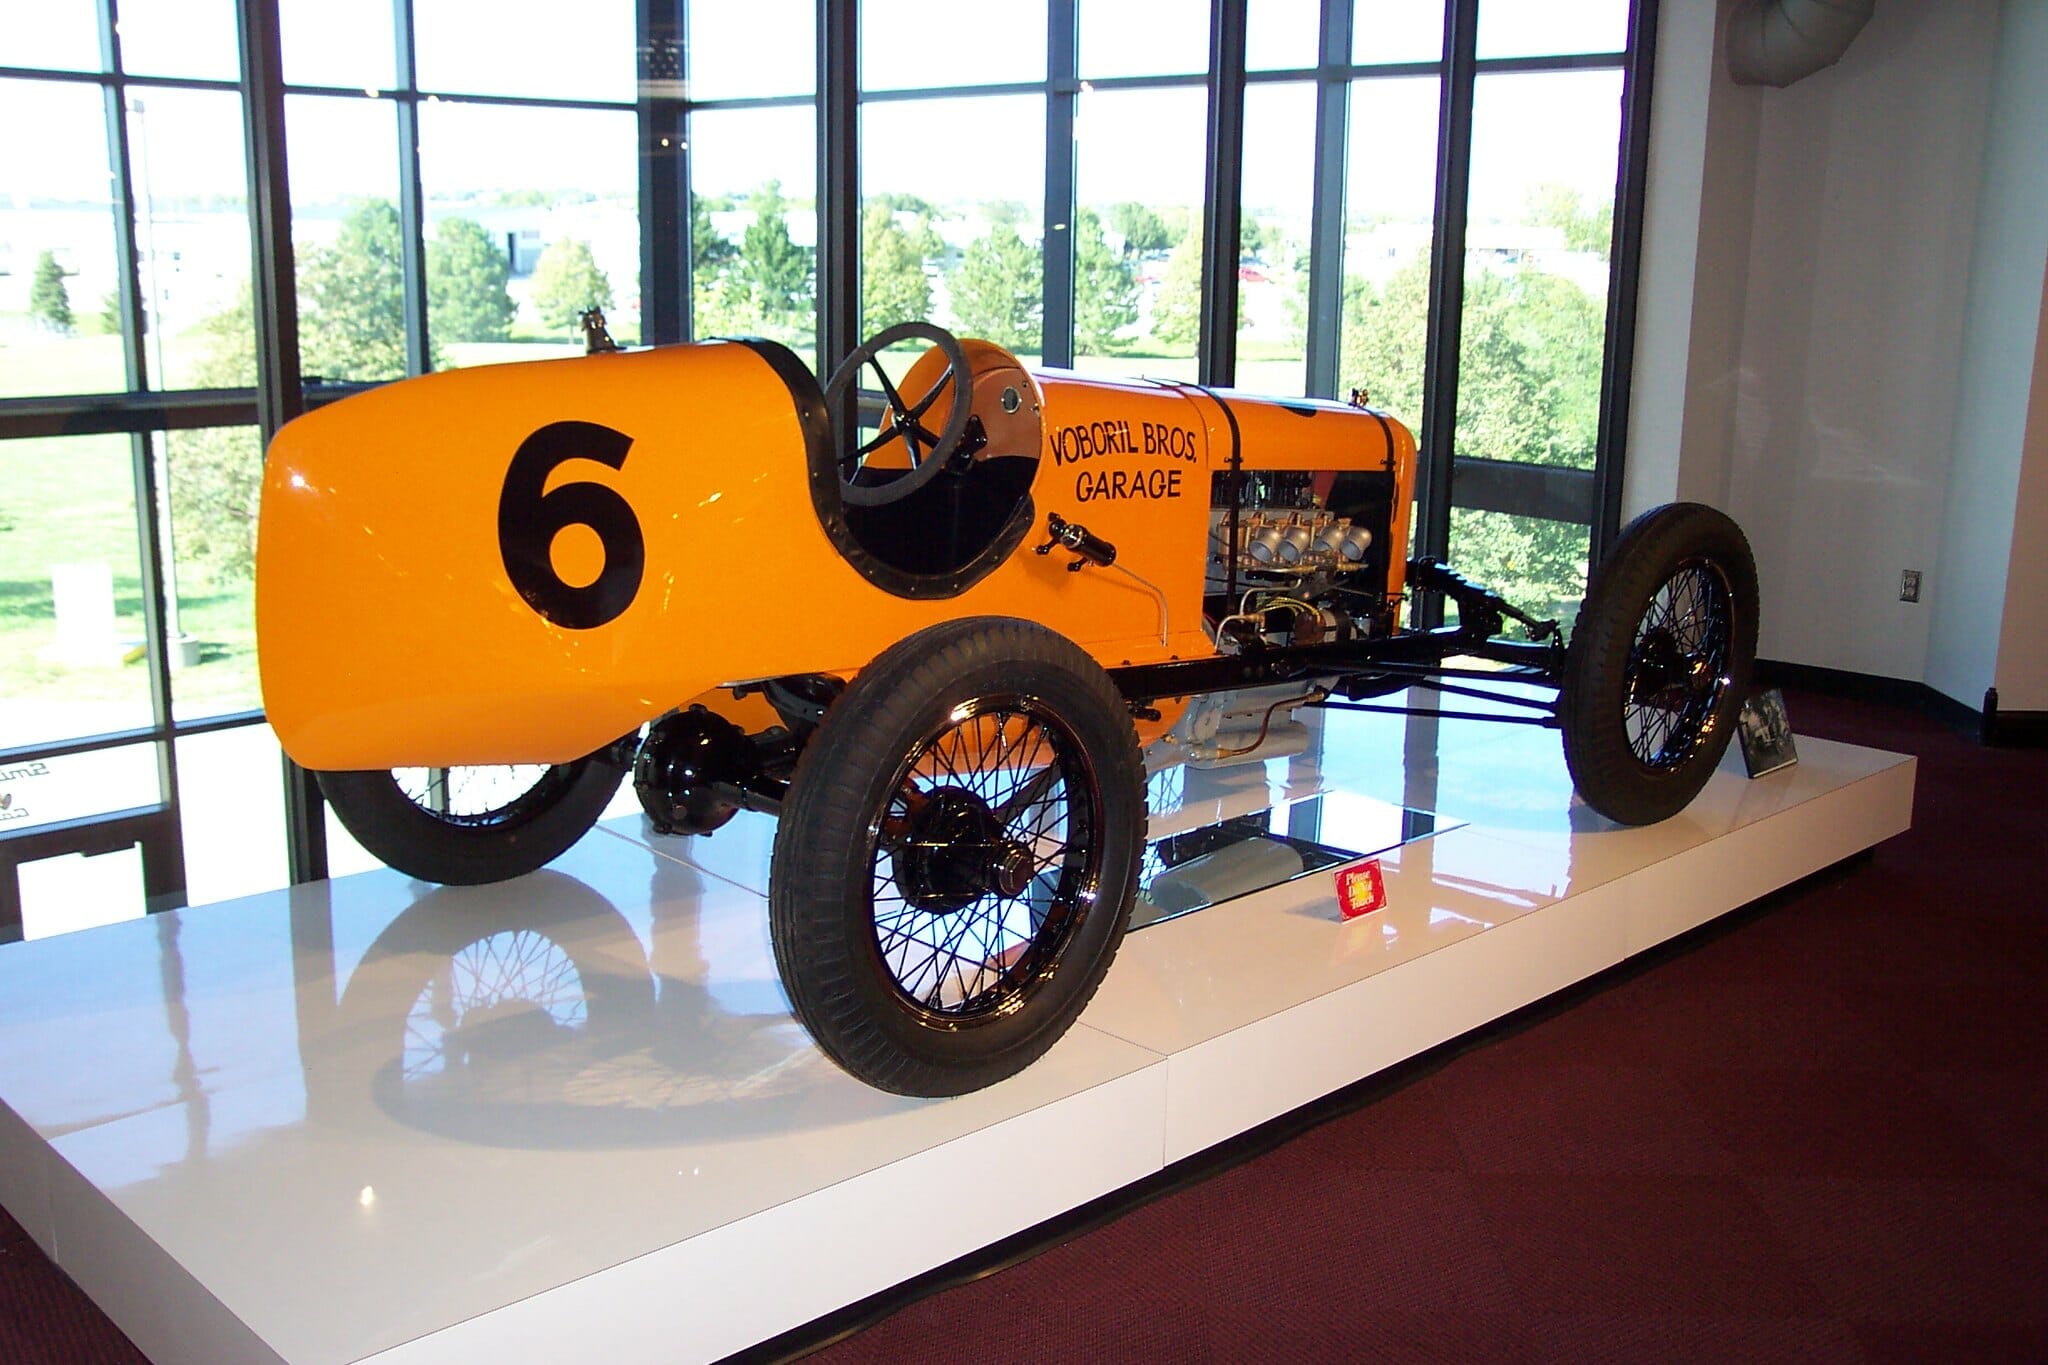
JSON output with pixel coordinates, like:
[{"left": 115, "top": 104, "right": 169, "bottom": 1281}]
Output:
[
  {"left": 817, "top": 0, "right": 860, "bottom": 380},
  {"left": 640, "top": 0, "right": 689, "bottom": 346},
  {"left": 1303, "top": 0, "right": 1353, "bottom": 400},
  {"left": 1197, "top": 0, "right": 1248, "bottom": 388},
  {"left": 1042, "top": 0, "right": 1078, "bottom": 368}
]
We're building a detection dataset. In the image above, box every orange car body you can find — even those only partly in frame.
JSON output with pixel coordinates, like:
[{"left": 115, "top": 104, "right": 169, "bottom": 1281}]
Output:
[{"left": 257, "top": 337, "right": 1415, "bottom": 772}]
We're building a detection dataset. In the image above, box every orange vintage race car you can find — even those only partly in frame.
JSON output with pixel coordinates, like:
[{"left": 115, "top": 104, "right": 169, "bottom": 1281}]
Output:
[{"left": 258, "top": 320, "right": 1758, "bottom": 1096}]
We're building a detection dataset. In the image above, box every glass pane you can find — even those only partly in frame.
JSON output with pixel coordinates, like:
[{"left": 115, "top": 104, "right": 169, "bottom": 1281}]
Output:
[
  {"left": 116, "top": 0, "right": 240, "bottom": 82},
  {"left": 1247, "top": 0, "right": 1320, "bottom": 71},
  {"left": 861, "top": 95, "right": 1043, "bottom": 357},
  {"left": 279, "top": 0, "right": 397, "bottom": 92},
  {"left": 1, "top": 1, "right": 102, "bottom": 72},
  {"left": 862, "top": 0, "right": 1047, "bottom": 92},
  {"left": 420, "top": 101, "right": 642, "bottom": 359},
  {"left": 687, "top": 0, "right": 815, "bottom": 101},
  {"left": 1447, "top": 506, "right": 1589, "bottom": 627},
  {"left": 1353, "top": 0, "right": 1444, "bottom": 66},
  {"left": 1456, "top": 70, "right": 1620, "bottom": 469},
  {"left": 0, "top": 80, "right": 128, "bottom": 398},
  {"left": 176, "top": 726, "right": 288, "bottom": 906},
  {"left": 19, "top": 845, "right": 145, "bottom": 939},
  {"left": 286, "top": 95, "right": 405, "bottom": 383},
  {"left": 1237, "top": 82, "right": 1316, "bottom": 396},
  {"left": 0, "top": 745, "right": 160, "bottom": 838},
  {"left": 0, "top": 434, "right": 153, "bottom": 747},
  {"left": 163, "top": 425, "right": 262, "bottom": 720},
  {"left": 1074, "top": 85, "right": 1203, "bottom": 377},
  {"left": 413, "top": 0, "right": 636, "bottom": 102},
  {"left": 1477, "top": 0, "right": 1629, "bottom": 60},
  {"left": 689, "top": 105, "right": 817, "bottom": 357},
  {"left": 1078, "top": 0, "right": 1208, "bottom": 79},
  {"left": 126, "top": 88, "right": 254, "bottom": 391},
  {"left": 1338, "top": 77, "right": 1438, "bottom": 431}
]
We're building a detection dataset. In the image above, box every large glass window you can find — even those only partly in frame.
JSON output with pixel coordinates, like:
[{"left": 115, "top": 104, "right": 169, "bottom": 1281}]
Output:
[
  {"left": 1078, "top": 0, "right": 1209, "bottom": 80},
  {"left": 690, "top": 105, "right": 818, "bottom": 355},
  {"left": 861, "top": 95, "right": 1044, "bottom": 357},
  {"left": 116, "top": 0, "right": 242, "bottom": 82},
  {"left": 1238, "top": 81, "right": 1317, "bottom": 395},
  {"left": 1247, "top": 0, "right": 1320, "bottom": 72},
  {"left": 1338, "top": 77, "right": 1440, "bottom": 428},
  {"left": 1353, "top": 0, "right": 1444, "bottom": 65},
  {"left": 412, "top": 0, "right": 636, "bottom": 103},
  {"left": 1477, "top": 0, "right": 1628, "bottom": 59},
  {"left": 0, "top": 81, "right": 127, "bottom": 399},
  {"left": 1073, "top": 85, "right": 1205, "bottom": 377},
  {"left": 285, "top": 95, "right": 406, "bottom": 383},
  {"left": 686, "top": 0, "right": 815, "bottom": 101},
  {"left": 164, "top": 424, "right": 263, "bottom": 720},
  {"left": 0, "top": 434, "right": 153, "bottom": 748},
  {"left": 862, "top": 0, "right": 1047, "bottom": 91},
  {"left": 127, "top": 88, "right": 254, "bottom": 390},
  {"left": 0, "top": 1, "right": 101, "bottom": 73},
  {"left": 278, "top": 0, "right": 397, "bottom": 91}
]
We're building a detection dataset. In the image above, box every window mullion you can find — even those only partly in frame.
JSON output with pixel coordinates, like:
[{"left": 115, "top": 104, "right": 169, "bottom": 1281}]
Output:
[{"left": 1303, "top": 0, "right": 1352, "bottom": 400}]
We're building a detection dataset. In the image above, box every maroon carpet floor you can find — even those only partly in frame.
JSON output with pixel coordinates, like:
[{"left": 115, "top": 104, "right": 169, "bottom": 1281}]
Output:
[{"left": 2, "top": 688, "right": 2042, "bottom": 1363}]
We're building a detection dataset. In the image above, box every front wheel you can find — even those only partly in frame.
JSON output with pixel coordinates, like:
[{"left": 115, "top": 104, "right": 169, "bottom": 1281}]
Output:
[
  {"left": 1561, "top": 502, "right": 1759, "bottom": 825},
  {"left": 769, "top": 617, "right": 1146, "bottom": 1097},
  {"left": 319, "top": 737, "right": 635, "bottom": 885}
]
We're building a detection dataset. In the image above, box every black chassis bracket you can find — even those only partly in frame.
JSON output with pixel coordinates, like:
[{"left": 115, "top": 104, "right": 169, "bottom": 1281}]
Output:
[{"left": 1107, "top": 626, "right": 1566, "bottom": 721}]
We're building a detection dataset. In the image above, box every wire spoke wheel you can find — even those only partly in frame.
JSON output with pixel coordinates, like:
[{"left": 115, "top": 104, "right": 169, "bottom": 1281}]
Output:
[
  {"left": 319, "top": 737, "right": 636, "bottom": 884},
  {"left": 1562, "top": 503, "right": 1758, "bottom": 826},
  {"left": 1620, "top": 560, "right": 1734, "bottom": 769},
  {"left": 869, "top": 699, "right": 1097, "bottom": 1022},
  {"left": 770, "top": 618, "right": 1146, "bottom": 1096}
]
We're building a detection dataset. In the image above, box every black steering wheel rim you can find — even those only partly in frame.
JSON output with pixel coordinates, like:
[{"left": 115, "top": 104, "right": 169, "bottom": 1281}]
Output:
[{"left": 824, "top": 321, "right": 973, "bottom": 508}]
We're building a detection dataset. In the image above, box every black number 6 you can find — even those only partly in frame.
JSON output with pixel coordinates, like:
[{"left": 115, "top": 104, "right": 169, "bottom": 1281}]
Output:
[{"left": 497, "top": 420, "right": 645, "bottom": 630}]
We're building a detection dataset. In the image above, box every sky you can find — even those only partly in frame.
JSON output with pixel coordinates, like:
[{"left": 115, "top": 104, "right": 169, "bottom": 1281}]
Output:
[{"left": 4, "top": 1, "right": 1629, "bottom": 221}]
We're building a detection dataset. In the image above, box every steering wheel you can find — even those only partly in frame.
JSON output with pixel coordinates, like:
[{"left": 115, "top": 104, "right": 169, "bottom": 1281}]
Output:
[{"left": 824, "top": 321, "right": 973, "bottom": 508}]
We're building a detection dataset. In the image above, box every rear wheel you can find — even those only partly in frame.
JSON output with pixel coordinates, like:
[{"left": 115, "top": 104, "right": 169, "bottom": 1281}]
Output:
[
  {"left": 320, "top": 738, "right": 635, "bottom": 884},
  {"left": 769, "top": 617, "right": 1146, "bottom": 1096},
  {"left": 1561, "top": 503, "right": 1758, "bottom": 825}
]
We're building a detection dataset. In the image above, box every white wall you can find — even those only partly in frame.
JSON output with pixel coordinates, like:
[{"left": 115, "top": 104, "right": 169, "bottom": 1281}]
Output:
[
  {"left": 1933, "top": 0, "right": 2048, "bottom": 711},
  {"left": 1723, "top": 0, "right": 2000, "bottom": 682}
]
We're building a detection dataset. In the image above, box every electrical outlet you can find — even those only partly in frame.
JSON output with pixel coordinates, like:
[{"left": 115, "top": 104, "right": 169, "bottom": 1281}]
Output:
[{"left": 1900, "top": 569, "right": 1922, "bottom": 603}]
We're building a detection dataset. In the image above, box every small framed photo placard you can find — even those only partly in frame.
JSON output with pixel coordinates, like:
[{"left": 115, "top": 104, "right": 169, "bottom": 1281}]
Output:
[{"left": 1737, "top": 687, "right": 1798, "bottom": 777}]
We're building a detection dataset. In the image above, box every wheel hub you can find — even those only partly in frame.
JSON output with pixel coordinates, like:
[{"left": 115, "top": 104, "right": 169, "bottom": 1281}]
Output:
[{"left": 898, "top": 787, "right": 1032, "bottom": 913}]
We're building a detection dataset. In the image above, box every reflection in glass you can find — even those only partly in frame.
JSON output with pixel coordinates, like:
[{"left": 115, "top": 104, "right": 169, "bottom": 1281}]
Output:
[
  {"left": 1238, "top": 82, "right": 1316, "bottom": 396},
  {"left": 115, "top": 0, "right": 241, "bottom": 82},
  {"left": 861, "top": 95, "right": 1043, "bottom": 357},
  {"left": 1353, "top": 0, "right": 1445, "bottom": 65},
  {"left": 1, "top": 1, "right": 101, "bottom": 72},
  {"left": 286, "top": 95, "right": 407, "bottom": 382},
  {"left": 687, "top": 0, "right": 815, "bottom": 101},
  {"left": 164, "top": 425, "right": 263, "bottom": 720},
  {"left": 1455, "top": 70, "right": 1620, "bottom": 471},
  {"left": 0, "top": 434, "right": 153, "bottom": 747},
  {"left": 0, "top": 80, "right": 127, "bottom": 398},
  {"left": 279, "top": 0, "right": 397, "bottom": 92},
  {"left": 1338, "top": 77, "right": 1439, "bottom": 433},
  {"left": 690, "top": 106, "right": 817, "bottom": 356},
  {"left": 419, "top": 101, "right": 641, "bottom": 357},
  {"left": 413, "top": 0, "right": 635, "bottom": 102},
  {"left": 861, "top": 0, "right": 1047, "bottom": 92},
  {"left": 1078, "top": 0, "right": 1209, "bottom": 79},
  {"left": 1477, "top": 0, "right": 1628, "bottom": 60},
  {"left": 1448, "top": 506, "right": 1590, "bottom": 626},
  {"left": 1073, "top": 86, "right": 1204, "bottom": 376},
  {"left": 125, "top": 88, "right": 254, "bottom": 391},
  {"left": 1247, "top": 0, "right": 1320, "bottom": 71}
]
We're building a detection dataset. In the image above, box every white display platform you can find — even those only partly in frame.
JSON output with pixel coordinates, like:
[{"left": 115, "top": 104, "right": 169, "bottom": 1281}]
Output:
[{"left": 0, "top": 703, "right": 1914, "bottom": 1364}]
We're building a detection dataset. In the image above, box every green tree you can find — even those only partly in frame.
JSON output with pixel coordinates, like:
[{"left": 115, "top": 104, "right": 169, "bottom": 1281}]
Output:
[
  {"left": 169, "top": 285, "right": 261, "bottom": 580},
  {"left": 29, "top": 251, "right": 73, "bottom": 333},
  {"left": 1073, "top": 207, "right": 1137, "bottom": 353},
  {"left": 861, "top": 199, "right": 932, "bottom": 332},
  {"left": 426, "top": 217, "right": 515, "bottom": 343},
  {"left": 297, "top": 199, "right": 410, "bottom": 381},
  {"left": 530, "top": 237, "right": 614, "bottom": 332},
  {"left": 690, "top": 193, "right": 736, "bottom": 275},
  {"left": 1110, "top": 202, "right": 1169, "bottom": 255},
  {"left": 1149, "top": 226, "right": 1204, "bottom": 351},
  {"left": 1525, "top": 183, "right": 1614, "bottom": 261},
  {"left": 736, "top": 180, "right": 813, "bottom": 322},
  {"left": 948, "top": 223, "right": 1041, "bottom": 351}
]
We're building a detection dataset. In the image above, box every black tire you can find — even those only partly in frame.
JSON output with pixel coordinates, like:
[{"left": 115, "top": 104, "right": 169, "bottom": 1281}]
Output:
[
  {"left": 319, "top": 737, "right": 635, "bottom": 885},
  {"left": 769, "top": 617, "right": 1146, "bottom": 1096},
  {"left": 1561, "top": 502, "right": 1759, "bottom": 825}
]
